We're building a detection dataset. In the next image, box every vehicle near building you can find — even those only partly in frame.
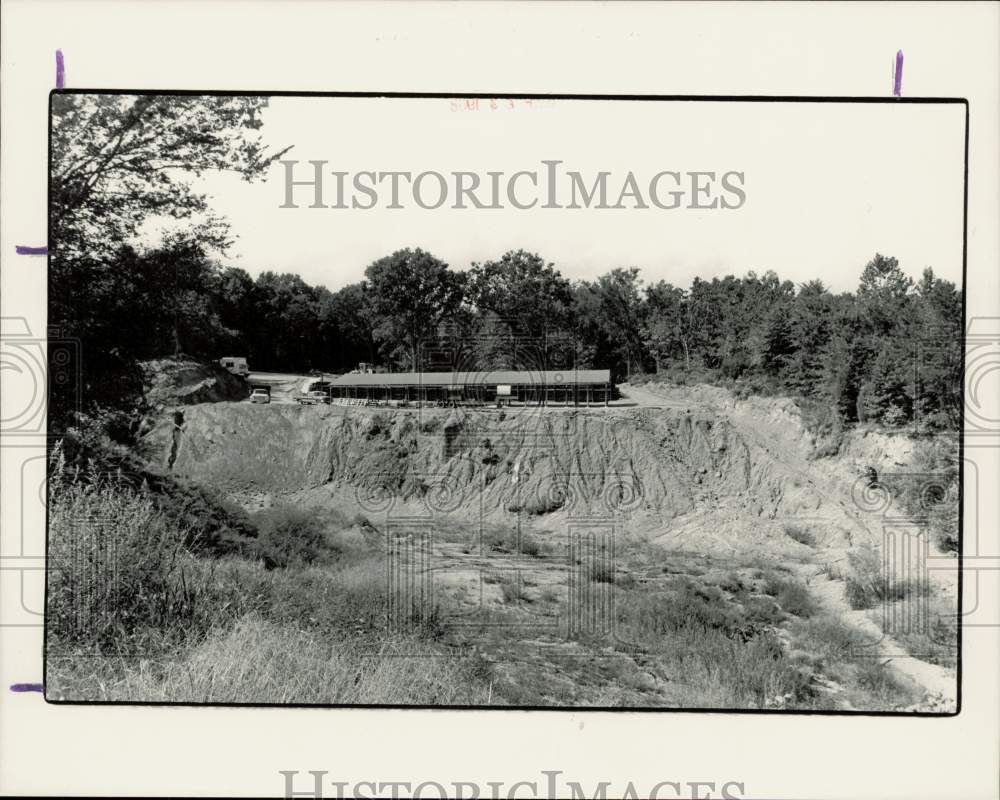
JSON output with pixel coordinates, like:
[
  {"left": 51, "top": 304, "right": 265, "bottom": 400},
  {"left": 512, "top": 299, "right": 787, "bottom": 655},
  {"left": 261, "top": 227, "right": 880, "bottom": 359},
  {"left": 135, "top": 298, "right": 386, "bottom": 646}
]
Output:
[
  {"left": 219, "top": 356, "right": 249, "bottom": 376},
  {"left": 249, "top": 387, "right": 271, "bottom": 404},
  {"left": 297, "top": 389, "right": 330, "bottom": 405}
]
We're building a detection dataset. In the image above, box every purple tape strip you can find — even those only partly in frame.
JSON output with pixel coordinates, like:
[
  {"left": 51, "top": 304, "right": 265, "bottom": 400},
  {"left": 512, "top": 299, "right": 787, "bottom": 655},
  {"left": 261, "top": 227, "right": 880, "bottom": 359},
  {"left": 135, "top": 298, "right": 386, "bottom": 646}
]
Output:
[
  {"left": 56, "top": 49, "right": 65, "bottom": 89},
  {"left": 10, "top": 683, "right": 44, "bottom": 693},
  {"left": 15, "top": 245, "right": 48, "bottom": 255},
  {"left": 893, "top": 50, "right": 903, "bottom": 97}
]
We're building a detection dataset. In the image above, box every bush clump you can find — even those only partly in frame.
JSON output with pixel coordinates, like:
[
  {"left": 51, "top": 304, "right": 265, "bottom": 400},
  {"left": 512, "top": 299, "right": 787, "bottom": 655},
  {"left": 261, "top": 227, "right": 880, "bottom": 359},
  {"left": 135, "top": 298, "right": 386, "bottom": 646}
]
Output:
[
  {"left": 763, "top": 575, "right": 819, "bottom": 618},
  {"left": 252, "top": 506, "right": 330, "bottom": 569},
  {"left": 844, "top": 544, "right": 929, "bottom": 610},
  {"left": 482, "top": 525, "right": 544, "bottom": 557},
  {"left": 48, "top": 468, "right": 217, "bottom": 654},
  {"left": 783, "top": 522, "right": 816, "bottom": 547}
]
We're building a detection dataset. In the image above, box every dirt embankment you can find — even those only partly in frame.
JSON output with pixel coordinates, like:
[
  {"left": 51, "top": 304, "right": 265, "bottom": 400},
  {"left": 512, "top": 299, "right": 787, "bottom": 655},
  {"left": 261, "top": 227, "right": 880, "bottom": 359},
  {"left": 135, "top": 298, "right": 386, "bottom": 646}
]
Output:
[
  {"left": 148, "top": 402, "right": 860, "bottom": 550},
  {"left": 140, "top": 387, "right": 956, "bottom": 710},
  {"left": 140, "top": 358, "right": 247, "bottom": 409}
]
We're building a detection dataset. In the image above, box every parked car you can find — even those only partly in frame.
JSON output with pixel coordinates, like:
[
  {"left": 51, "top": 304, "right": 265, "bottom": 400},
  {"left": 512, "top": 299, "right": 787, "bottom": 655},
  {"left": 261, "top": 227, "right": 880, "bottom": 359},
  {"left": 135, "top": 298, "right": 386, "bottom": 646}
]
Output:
[
  {"left": 249, "top": 387, "right": 271, "bottom": 404},
  {"left": 220, "top": 356, "right": 249, "bottom": 376},
  {"left": 297, "top": 390, "right": 330, "bottom": 405}
]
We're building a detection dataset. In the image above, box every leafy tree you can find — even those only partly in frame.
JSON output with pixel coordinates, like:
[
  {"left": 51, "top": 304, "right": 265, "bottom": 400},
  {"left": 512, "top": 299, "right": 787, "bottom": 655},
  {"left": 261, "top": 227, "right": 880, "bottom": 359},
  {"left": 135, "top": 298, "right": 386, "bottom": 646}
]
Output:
[
  {"left": 685, "top": 277, "right": 725, "bottom": 369},
  {"left": 857, "top": 253, "right": 913, "bottom": 339},
  {"left": 329, "top": 282, "right": 379, "bottom": 369},
  {"left": 909, "top": 268, "right": 962, "bottom": 429},
  {"left": 51, "top": 94, "right": 289, "bottom": 264},
  {"left": 213, "top": 267, "right": 257, "bottom": 353},
  {"left": 780, "top": 280, "right": 838, "bottom": 396},
  {"left": 249, "top": 272, "right": 325, "bottom": 371},
  {"left": 820, "top": 329, "right": 868, "bottom": 422},
  {"left": 466, "top": 250, "right": 574, "bottom": 369},
  {"left": 643, "top": 281, "right": 689, "bottom": 372},
  {"left": 49, "top": 94, "right": 289, "bottom": 428},
  {"left": 761, "top": 305, "right": 795, "bottom": 378},
  {"left": 364, "top": 249, "right": 465, "bottom": 370},
  {"left": 574, "top": 268, "right": 647, "bottom": 381}
]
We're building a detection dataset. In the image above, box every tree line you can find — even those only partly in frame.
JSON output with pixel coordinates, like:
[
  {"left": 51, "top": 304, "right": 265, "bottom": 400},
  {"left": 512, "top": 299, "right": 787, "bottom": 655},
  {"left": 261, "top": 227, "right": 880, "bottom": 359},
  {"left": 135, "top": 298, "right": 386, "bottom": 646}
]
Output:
[
  {"left": 52, "top": 235, "right": 962, "bottom": 435},
  {"left": 48, "top": 94, "right": 962, "bottom": 440}
]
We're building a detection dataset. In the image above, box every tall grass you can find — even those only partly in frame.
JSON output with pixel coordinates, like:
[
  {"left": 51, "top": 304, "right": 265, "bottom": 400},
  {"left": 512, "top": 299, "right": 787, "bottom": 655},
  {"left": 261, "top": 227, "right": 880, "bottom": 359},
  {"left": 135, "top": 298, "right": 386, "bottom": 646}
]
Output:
[
  {"left": 610, "top": 578, "right": 816, "bottom": 708},
  {"left": 787, "top": 614, "right": 923, "bottom": 710},
  {"left": 845, "top": 544, "right": 929, "bottom": 610},
  {"left": 762, "top": 574, "right": 819, "bottom": 618},
  {"left": 46, "top": 456, "right": 489, "bottom": 703},
  {"left": 481, "top": 524, "right": 545, "bottom": 557},
  {"left": 49, "top": 616, "right": 496, "bottom": 705},
  {"left": 47, "top": 471, "right": 217, "bottom": 655},
  {"left": 876, "top": 592, "right": 958, "bottom": 670},
  {"left": 46, "top": 444, "right": 934, "bottom": 709}
]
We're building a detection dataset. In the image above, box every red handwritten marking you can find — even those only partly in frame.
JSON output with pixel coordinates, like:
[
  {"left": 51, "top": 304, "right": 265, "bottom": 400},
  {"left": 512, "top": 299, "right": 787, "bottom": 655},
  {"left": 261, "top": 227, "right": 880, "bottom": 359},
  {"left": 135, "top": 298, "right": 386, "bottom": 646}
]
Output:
[{"left": 449, "top": 98, "right": 556, "bottom": 113}]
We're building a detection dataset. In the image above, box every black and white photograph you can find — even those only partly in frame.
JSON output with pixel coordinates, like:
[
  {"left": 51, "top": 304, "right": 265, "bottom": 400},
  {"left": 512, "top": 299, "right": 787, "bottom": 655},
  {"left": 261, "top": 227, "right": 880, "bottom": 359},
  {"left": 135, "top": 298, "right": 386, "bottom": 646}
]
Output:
[
  {"left": 43, "top": 92, "right": 965, "bottom": 712},
  {"left": 6, "top": 3, "right": 1000, "bottom": 798}
]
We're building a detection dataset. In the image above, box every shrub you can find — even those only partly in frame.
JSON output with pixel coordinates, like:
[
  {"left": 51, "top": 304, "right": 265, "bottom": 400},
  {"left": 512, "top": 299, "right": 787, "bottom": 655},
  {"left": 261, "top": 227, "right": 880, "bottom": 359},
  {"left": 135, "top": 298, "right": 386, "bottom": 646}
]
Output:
[
  {"left": 47, "top": 475, "right": 217, "bottom": 654},
  {"left": 844, "top": 544, "right": 929, "bottom": 610},
  {"left": 50, "top": 438, "right": 259, "bottom": 558},
  {"left": 820, "top": 561, "right": 845, "bottom": 580},
  {"left": 260, "top": 558, "right": 388, "bottom": 634},
  {"left": 790, "top": 614, "right": 872, "bottom": 661},
  {"left": 512, "top": 492, "right": 566, "bottom": 515},
  {"left": 888, "top": 438, "right": 959, "bottom": 554},
  {"left": 797, "top": 398, "right": 846, "bottom": 459},
  {"left": 253, "top": 506, "right": 330, "bottom": 569},
  {"left": 145, "top": 479, "right": 258, "bottom": 557},
  {"left": 764, "top": 575, "right": 818, "bottom": 618},
  {"left": 783, "top": 522, "right": 816, "bottom": 547},
  {"left": 853, "top": 660, "right": 921, "bottom": 707},
  {"left": 617, "top": 580, "right": 746, "bottom": 642},
  {"left": 518, "top": 536, "right": 542, "bottom": 557},
  {"left": 500, "top": 577, "right": 528, "bottom": 603},
  {"left": 786, "top": 612, "right": 924, "bottom": 709},
  {"left": 845, "top": 577, "right": 875, "bottom": 610},
  {"left": 927, "top": 489, "right": 959, "bottom": 554},
  {"left": 741, "top": 595, "right": 784, "bottom": 627},
  {"left": 482, "top": 525, "right": 544, "bottom": 557},
  {"left": 716, "top": 571, "right": 746, "bottom": 594},
  {"left": 614, "top": 583, "right": 818, "bottom": 708},
  {"left": 887, "top": 593, "right": 959, "bottom": 669},
  {"left": 587, "top": 561, "right": 617, "bottom": 584}
]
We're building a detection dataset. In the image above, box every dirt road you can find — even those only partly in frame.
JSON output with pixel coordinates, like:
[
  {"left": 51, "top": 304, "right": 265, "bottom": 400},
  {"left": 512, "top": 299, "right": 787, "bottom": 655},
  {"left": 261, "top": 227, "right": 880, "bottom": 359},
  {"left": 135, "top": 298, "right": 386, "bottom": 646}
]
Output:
[{"left": 245, "top": 371, "right": 314, "bottom": 404}]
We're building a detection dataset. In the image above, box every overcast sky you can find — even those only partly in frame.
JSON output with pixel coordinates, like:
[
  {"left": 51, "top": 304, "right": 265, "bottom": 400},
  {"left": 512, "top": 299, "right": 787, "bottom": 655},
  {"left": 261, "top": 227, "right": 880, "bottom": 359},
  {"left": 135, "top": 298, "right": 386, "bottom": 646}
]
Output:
[{"left": 178, "top": 96, "right": 965, "bottom": 294}]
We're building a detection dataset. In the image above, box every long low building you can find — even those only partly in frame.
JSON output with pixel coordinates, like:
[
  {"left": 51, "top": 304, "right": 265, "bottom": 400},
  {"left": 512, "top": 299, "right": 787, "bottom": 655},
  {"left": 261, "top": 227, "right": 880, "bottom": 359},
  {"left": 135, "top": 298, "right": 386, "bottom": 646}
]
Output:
[{"left": 328, "top": 369, "right": 613, "bottom": 405}]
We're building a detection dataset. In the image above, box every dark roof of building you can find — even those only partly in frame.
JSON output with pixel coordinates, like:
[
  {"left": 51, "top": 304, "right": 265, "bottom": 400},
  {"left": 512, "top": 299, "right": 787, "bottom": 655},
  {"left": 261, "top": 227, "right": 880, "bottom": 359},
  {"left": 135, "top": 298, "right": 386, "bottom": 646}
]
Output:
[{"left": 331, "top": 369, "right": 611, "bottom": 388}]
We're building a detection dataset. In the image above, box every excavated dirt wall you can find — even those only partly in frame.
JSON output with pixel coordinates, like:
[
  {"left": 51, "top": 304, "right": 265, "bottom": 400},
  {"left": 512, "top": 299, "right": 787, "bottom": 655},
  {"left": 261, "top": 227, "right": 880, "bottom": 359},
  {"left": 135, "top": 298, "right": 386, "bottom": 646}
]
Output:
[
  {"left": 140, "top": 358, "right": 247, "bottom": 409},
  {"left": 148, "top": 403, "right": 846, "bottom": 529}
]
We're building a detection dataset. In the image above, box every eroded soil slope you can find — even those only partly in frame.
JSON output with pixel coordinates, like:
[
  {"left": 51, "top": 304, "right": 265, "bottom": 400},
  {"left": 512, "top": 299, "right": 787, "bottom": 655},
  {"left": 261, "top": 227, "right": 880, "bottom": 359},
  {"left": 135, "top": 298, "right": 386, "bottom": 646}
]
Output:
[
  {"left": 139, "top": 393, "right": 957, "bottom": 710},
  {"left": 149, "top": 403, "right": 858, "bottom": 545}
]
